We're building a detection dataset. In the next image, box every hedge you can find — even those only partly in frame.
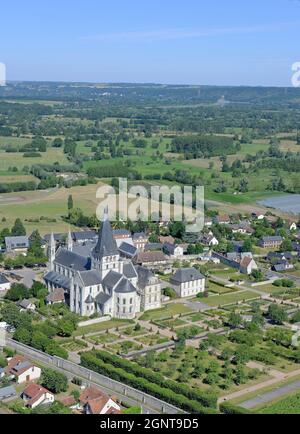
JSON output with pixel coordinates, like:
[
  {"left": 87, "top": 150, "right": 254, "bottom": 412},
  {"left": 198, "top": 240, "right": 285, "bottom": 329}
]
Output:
[
  {"left": 219, "top": 402, "right": 252, "bottom": 414},
  {"left": 81, "top": 351, "right": 218, "bottom": 414},
  {"left": 91, "top": 349, "right": 217, "bottom": 409}
]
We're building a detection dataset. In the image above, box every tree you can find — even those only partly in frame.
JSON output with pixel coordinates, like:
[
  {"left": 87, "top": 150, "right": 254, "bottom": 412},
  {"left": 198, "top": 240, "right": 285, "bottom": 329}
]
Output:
[
  {"left": 228, "top": 312, "right": 243, "bottom": 329},
  {"left": 11, "top": 218, "right": 26, "bottom": 236},
  {"left": 57, "top": 320, "right": 75, "bottom": 337},
  {"left": 40, "top": 368, "right": 68, "bottom": 393},
  {"left": 5, "top": 283, "right": 29, "bottom": 301},
  {"left": 68, "top": 195, "right": 74, "bottom": 213},
  {"left": 267, "top": 304, "right": 288, "bottom": 325},
  {"left": 13, "top": 328, "right": 31, "bottom": 345}
]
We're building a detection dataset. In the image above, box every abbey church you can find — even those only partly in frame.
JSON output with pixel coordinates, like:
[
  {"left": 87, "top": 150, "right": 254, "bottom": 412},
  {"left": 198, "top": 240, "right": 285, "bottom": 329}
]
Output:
[{"left": 44, "top": 212, "right": 161, "bottom": 319}]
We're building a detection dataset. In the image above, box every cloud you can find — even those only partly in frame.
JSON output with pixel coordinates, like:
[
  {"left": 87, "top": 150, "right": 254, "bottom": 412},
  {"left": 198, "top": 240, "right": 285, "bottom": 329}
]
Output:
[{"left": 81, "top": 21, "right": 300, "bottom": 43}]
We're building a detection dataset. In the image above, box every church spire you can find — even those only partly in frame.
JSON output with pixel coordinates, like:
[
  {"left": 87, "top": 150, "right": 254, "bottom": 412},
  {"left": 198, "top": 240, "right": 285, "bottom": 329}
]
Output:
[
  {"left": 67, "top": 228, "right": 73, "bottom": 251},
  {"left": 48, "top": 232, "right": 56, "bottom": 270},
  {"left": 92, "top": 210, "right": 118, "bottom": 260}
]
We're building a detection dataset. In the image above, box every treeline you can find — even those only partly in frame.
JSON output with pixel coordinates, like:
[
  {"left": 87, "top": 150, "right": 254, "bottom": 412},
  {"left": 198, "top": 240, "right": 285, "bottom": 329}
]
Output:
[
  {"left": 81, "top": 349, "right": 218, "bottom": 414},
  {"left": 170, "top": 134, "right": 238, "bottom": 158},
  {"left": 87, "top": 164, "right": 141, "bottom": 180}
]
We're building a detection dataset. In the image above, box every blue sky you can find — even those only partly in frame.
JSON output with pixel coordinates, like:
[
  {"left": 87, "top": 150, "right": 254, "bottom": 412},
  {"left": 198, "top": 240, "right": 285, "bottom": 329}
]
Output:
[{"left": 0, "top": 0, "right": 300, "bottom": 86}]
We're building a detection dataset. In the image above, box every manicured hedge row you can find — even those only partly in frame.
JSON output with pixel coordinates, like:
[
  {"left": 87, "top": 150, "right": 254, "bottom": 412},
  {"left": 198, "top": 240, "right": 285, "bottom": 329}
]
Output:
[
  {"left": 92, "top": 349, "right": 217, "bottom": 409},
  {"left": 219, "top": 402, "right": 252, "bottom": 414},
  {"left": 81, "top": 351, "right": 218, "bottom": 414}
]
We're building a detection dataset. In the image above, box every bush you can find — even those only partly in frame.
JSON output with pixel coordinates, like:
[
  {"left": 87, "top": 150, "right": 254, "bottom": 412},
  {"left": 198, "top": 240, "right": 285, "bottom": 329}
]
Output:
[{"left": 220, "top": 401, "right": 252, "bottom": 414}]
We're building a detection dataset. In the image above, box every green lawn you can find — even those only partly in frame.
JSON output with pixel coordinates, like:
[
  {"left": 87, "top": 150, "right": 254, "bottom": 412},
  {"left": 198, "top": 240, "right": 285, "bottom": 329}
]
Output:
[
  {"left": 73, "top": 319, "right": 134, "bottom": 336},
  {"left": 203, "top": 290, "right": 260, "bottom": 307},
  {"left": 139, "top": 303, "right": 193, "bottom": 321}
]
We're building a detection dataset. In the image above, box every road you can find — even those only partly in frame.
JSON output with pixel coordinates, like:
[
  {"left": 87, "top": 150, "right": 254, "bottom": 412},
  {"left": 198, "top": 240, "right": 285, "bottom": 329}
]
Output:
[{"left": 240, "top": 380, "right": 300, "bottom": 410}]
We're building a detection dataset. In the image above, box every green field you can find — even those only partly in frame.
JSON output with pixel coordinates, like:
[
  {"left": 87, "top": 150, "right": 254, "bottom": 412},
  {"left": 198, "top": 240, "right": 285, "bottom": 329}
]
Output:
[{"left": 203, "top": 290, "right": 260, "bottom": 307}]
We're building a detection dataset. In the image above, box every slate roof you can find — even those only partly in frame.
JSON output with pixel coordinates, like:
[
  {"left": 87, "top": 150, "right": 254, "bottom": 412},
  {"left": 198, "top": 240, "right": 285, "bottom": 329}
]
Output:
[
  {"left": 44, "top": 271, "right": 71, "bottom": 290},
  {"left": 5, "top": 236, "right": 29, "bottom": 251},
  {"left": 78, "top": 270, "right": 102, "bottom": 287},
  {"left": 115, "top": 277, "right": 137, "bottom": 294},
  {"left": 45, "top": 287, "right": 65, "bottom": 303},
  {"left": 170, "top": 268, "right": 204, "bottom": 284},
  {"left": 55, "top": 249, "right": 90, "bottom": 271},
  {"left": 96, "top": 292, "right": 111, "bottom": 305},
  {"left": 145, "top": 243, "right": 163, "bottom": 251},
  {"left": 18, "top": 299, "right": 34, "bottom": 309},
  {"left": 93, "top": 217, "right": 119, "bottom": 259},
  {"left": 102, "top": 270, "right": 123, "bottom": 290},
  {"left": 133, "top": 232, "right": 148, "bottom": 240},
  {"left": 119, "top": 242, "right": 137, "bottom": 258},
  {"left": 113, "top": 229, "right": 131, "bottom": 237},
  {"left": 136, "top": 265, "right": 156, "bottom": 289},
  {"left": 261, "top": 236, "right": 283, "bottom": 243},
  {"left": 123, "top": 262, "right": 138, "bottom": 279},
  {"left": 72, "top": 231, "right": 97, "bottom": 242}
]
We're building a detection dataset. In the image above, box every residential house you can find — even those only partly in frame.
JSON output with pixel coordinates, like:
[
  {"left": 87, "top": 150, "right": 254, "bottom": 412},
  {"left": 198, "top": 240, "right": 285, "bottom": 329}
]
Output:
[
  {"left": 17, "top": 299, "right": 36, "bottom": 312},
  {"left": 145, "top": 243, "right": 163, "bottom": 252},
  {"left": 159, "top": 235, "right": 175, "bottom": 245},
  {"left": 239, "top": 256, "right": 258, "bottom": 275},
  {"left": 170, "top": 268, "right": 205, "bottom": 298},
  {"left": 132, "top": 232, "right": 149, "bottom": 252},
  {"left": 6, "top": 355, "right": 41, "bottom": 384},
  {"left": 251, "top": 212, "right": 265, "bottom": 220},
  {"left": 22, "top": 383, "right": 54, "bottom": 409},
  {"left": 204, "top": 217, "right": 213, "bottom": 227},
  {"left": 259, "top": 236, "right": 283, "bottom": 249},
  {"left": 202, "top": 234, "right": 219, "bottom": 247},
  {"left": 72, "top": 231, "right": 97, "bottom": 244},
  {"left": 272, "top": 261, "right": 294, "bottom": 272},
  {"left": 134, "top": 251, "right": 167, "bottom": 267},
  {"left": 45, "top": 287, "right": 65, "bottom": 305},
  {"left": 0, "top": 274, "right": 11, "bottom": 291},
  {"left": 5, "top": 236, "right": 29, "bottom": 253},
  {"left": 289, "top": 222, "right": 298, "bottom": 231},
  {"left": 79, "top": 387, "right": 121, "bottom": 415},
  {"left": 213, "top": 214, "right": 230, "bottom": 225},
  {"left": 163, "top": 242, "right": 183, "bottom": 258}
]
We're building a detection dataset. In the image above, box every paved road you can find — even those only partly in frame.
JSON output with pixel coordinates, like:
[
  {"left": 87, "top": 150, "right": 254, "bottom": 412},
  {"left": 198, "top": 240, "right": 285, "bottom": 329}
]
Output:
[{"left": 240, "top": 380, "right": 300, "bottom": 409}]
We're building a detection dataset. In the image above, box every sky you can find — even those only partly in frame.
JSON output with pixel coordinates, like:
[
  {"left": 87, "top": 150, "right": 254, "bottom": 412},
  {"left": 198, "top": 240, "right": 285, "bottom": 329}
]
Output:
[{"left": 0, "top": 0, "right": 300, "bottom": 86}]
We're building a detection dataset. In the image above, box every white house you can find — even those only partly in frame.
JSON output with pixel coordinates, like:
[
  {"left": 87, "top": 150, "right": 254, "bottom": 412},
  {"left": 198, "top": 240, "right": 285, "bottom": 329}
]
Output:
[
  {"left": 239, "top": 256, "right": 258, "bottom": 275},
  {"left": 163, "top": 242, "right": 184, "bottom": 258},
  {"left": 0, "top": 274, "right": 11, "bottom": 292},
  {"left": 17, "top": 299, "right": 36, "bottom": 312},
  {"left": 6, "top": 355, "right": 41, "bottom": 384},
  {"left": 290, "top": 222, "right": 297, "bottom": 231},
  {"left": 170, "top": 268, "right": 205, "bottom": 298},
  {"left": 80, "top": 387, "right": 121, "bottom": 415},
  {"left": 22, "top": 383, "right": 54, "bottom": 409}
]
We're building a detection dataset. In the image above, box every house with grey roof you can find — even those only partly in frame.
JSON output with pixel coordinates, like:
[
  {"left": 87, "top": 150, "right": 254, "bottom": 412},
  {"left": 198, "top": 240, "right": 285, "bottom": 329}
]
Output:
[
  {"left": 170, "top": 267, "right": 205, "bottom": 298},
  {"left": 5, "top": 236, "right": 29, "bottom": 253},
  {"left": 259, "top": 236, "right": 283, "bottom": 249},
  {"left": 44, "top": 212, "right": 161, "bottom": 319},
  {"left": 163, "top": 242, "right": 184, "bottom": 258}
]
